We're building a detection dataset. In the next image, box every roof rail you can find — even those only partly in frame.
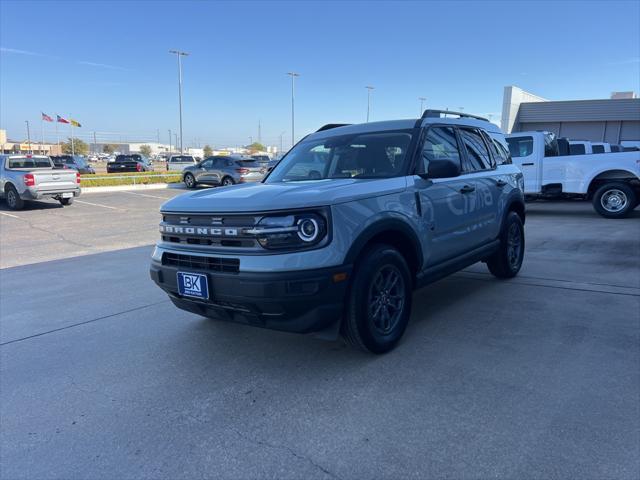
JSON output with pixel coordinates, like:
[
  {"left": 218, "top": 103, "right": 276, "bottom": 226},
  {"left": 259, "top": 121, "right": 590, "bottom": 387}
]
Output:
[
  {"left": 421, "top": 109, "right": 489, "bottom": 122},
  {"left": 316, "top": 123, "right": 351, "bottom": 132}
]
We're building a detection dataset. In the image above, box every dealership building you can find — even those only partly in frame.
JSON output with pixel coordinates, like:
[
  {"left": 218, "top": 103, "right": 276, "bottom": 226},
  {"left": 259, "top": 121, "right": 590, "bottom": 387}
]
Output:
[{"left": 502, "top": 86, "right": 640, "bottom": 146}]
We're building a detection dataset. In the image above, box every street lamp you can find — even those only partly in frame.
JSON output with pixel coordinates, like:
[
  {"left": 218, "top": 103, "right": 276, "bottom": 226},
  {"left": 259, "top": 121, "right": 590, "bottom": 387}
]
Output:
[
  {"left": 25, "top": 120, "right": 32, "bottom": 154},
  {"left": 168, "top": 129, "right": 172, "bottom": 152},
  {"left": 366, "top": 86, "right": 374, "bottom": 122},
  {"left": 169, "top": 50, "right": 189, "bottom": 153},
  {"left": 418, "top": 97, "right": 426, "bottom": 116},
  {"left": 287, "top": 72, "right": 300, "bottom": 147}
]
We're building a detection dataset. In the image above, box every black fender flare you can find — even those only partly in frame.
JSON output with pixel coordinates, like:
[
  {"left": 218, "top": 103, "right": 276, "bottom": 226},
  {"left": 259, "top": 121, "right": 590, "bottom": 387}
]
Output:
[
  {"left": 503, "top": 190, "right": 526, "bottom": 228},
  {"left": 343, "top": 217, "right": 424, "bottom": 270}
]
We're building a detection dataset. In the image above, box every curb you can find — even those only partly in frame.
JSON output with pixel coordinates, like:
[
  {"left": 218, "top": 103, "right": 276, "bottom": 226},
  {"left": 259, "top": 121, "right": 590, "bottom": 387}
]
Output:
[{"left": 81, "top": 183, "right": 185, "bottom": 194}]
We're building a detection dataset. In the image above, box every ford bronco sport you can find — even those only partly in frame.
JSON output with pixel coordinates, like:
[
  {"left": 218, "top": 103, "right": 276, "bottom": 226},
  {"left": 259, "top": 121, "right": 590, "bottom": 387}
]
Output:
[{"left": 150, "top": 110, "right": 525, "bottom": 353}]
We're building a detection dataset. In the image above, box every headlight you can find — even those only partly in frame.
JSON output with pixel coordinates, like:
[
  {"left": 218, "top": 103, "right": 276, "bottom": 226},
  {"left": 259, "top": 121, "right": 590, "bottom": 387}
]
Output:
[{"left": 245, "top": 210, "right": 329, "bottom": 250}]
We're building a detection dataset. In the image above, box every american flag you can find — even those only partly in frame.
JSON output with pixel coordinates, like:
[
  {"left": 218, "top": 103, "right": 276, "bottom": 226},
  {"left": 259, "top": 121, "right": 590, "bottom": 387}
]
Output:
[{"left": 41, "top": 112, "right": 53, "bottom": 122}]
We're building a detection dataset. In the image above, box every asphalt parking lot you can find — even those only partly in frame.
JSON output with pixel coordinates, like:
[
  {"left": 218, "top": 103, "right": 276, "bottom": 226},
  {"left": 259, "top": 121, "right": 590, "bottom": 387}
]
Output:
[{"left": 1, "top": 192, "right": 639, "bottom": 479}]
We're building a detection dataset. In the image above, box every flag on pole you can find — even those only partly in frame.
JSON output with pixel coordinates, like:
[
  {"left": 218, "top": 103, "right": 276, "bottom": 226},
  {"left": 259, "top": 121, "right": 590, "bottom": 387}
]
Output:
[
  {"left": 41, "top": 112, "right": 54, "bottom": 122},
  {"left": 57, "top": 115, "right": 70, "bottom": 124},
  {"left": 70, "top": 119, "right": 82, "bottom": 127}
]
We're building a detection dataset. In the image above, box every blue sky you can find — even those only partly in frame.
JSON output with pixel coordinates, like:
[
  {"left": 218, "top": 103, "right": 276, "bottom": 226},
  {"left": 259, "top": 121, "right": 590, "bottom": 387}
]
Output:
[{"left": 1, "top": 0, "right": 639, "bottom": 148}]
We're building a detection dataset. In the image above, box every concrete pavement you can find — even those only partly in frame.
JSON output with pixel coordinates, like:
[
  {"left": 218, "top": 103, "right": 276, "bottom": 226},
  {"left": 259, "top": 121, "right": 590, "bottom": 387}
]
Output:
[{"left": 1, "top": 197, "right": 639, "bottom": 479}]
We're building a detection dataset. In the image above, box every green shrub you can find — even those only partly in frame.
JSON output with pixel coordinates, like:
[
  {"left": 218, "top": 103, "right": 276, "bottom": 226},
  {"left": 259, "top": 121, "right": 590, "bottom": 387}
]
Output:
[{"left": 80, "top": 172, "right": 182, "bottom": 187}]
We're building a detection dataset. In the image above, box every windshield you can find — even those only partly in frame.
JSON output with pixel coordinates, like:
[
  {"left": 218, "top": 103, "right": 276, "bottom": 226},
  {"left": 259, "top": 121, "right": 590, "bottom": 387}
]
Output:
[
  {"left": 8, "top": 157, "right": 52, "bottom": 168},
  {"left": 266, "top": 129, "right": 413, "bottom": 183}
]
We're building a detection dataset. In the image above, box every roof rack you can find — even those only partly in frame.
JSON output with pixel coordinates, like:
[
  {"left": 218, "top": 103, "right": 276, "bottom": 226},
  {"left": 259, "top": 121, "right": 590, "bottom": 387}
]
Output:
[
  {"left": 420, "top": 109, "right": 489, "bottom": 122},
  {"left": 316, "top": 123, "right": 351, "bottom": 132}
]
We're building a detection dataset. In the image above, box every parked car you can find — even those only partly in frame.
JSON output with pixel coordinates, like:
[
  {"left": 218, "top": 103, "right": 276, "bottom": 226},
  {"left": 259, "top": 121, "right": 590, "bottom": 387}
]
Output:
[
  {"left": 106, "top": 154, "right": 153, "bottom": 173},
  {"left": 166, "top": 155, "right": 197, "bottom": 171},
  {"left": 182, "top": 155, "right": 267, "bottom": 188},
  {"left": 568, "top": 140, "right": 592, "bottom": 155},
  {"left": 0, "top": 154, "right": 81, "bottom": 210},
  {"left": 506, "top": 131, "right": 640, "bottom": 218},
  {"left": 50, "top": 155, "right": 96, "bottom": 174},
  {"left": 590, "top": 142, "right": 611, "bottom": 154},
  {"left": 151, "top": 110, "right": 526, "bottom": 353}
]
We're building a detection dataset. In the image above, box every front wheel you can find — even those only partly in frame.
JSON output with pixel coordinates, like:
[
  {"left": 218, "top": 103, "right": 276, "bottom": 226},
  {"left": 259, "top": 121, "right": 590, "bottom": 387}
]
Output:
[
  {"left": 184, "top": 173, "right": 197, "bottom": 189},
  {"left": 592, "top": 182, "right": 636, "bottom": 219},
  {"left": 342, "top": 244, "right": 412, "bottom": 354},
  {"left": 486, "top": 211, "right": 525, "bottom": 278}
]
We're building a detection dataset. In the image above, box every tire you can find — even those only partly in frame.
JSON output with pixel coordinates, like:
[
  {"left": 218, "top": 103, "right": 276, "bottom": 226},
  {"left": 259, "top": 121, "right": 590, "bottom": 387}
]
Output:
[
  {"left": 5, "top": 185, "right": 24, "bottom": 210},
  {"left": 486, "top": 211, "right": 525, "bottom": 279},
  {"left": 184, "top": 173, "right": 197, "bottom": 189},
  {"left": 222, "top": 176, "right": 234, "bottom": 186},
  {"left": 59, "top": 197, "right": 73, "bottom": 206},
  {"left": 592, "top": 182, "right": 636, "bottom": 219},
  {"left": 342, "top": 244, "right": 413, "bottom": 354}
]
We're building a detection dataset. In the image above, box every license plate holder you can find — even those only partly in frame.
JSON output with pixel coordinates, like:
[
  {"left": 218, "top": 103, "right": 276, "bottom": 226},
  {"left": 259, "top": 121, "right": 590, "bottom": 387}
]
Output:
[
  {"left": 62, "top": 192, "right": 73, "bottom": 198},
  {"left": 177, "top": 272, "right": 209, "bottom": 300}
]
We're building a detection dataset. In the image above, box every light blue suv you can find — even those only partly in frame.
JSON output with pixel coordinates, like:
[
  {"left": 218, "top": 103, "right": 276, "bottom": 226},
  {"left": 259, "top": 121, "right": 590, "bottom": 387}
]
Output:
[{"left": 150, "top": 110, "right": 525, "bottom": 353}]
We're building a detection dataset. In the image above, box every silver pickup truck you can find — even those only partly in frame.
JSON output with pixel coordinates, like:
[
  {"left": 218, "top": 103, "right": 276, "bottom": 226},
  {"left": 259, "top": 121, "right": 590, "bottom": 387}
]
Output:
[{"left": 0, "top": 154, "right": 81, "bottom": 210}]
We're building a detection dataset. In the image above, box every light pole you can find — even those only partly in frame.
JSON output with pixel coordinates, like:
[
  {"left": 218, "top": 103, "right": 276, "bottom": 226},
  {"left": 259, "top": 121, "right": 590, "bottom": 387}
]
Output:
[
  {"left": 25, "top": 120, "right": 32, "bottom": 154},
  {"left": 168, "top": 129, "right": 172, "bottom": 152},
  {"left": 366, "top": 86, "right": 374, "bottom": 122},
  {"left": 169, "top": 49, "right": 189, "bottom": 153},
  {"left": 418, "top": 97, "right": 426, "bottom": 116},
  {"left": 287, "top": 72, "right": 299, "bottom": 147},
  {"left": 279, "top": 131, "right": 285, "bottom": 154}
]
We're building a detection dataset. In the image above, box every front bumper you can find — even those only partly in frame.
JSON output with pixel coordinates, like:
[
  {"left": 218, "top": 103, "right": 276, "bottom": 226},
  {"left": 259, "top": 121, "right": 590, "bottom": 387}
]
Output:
[
  {"left": 22, "top": 187, "right": 81, "bottom": 200},
  {"left": 150, "top": 258, "right": 352, "bottom": 334}
]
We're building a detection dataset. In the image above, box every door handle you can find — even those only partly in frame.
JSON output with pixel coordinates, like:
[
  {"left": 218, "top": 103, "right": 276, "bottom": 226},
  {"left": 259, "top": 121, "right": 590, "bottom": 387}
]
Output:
[
  {"left": 495, "top": 179, "right": 507, "bottom": 187},
  {"left": 459, "top": 184, "right": 475, "bottom": 194}
]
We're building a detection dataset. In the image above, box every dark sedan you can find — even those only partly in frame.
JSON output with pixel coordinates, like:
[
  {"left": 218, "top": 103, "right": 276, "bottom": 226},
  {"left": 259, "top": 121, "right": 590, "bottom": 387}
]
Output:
[{"left": 106, "top": 154, "right": 153, "bottom": 173}]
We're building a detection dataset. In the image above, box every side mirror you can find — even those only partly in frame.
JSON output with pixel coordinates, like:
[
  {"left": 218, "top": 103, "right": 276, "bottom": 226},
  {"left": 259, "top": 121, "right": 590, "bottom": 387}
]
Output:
[{"left": 420, "top": 158, "right": 461, "bottom": 179}]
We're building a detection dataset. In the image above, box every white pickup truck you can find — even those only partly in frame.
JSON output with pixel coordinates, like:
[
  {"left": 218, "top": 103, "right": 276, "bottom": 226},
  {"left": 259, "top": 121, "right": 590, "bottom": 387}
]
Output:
[
  {"left": 506, "top": 131, "right": 640, "bottom": 218},
  {"left": 0, "top": 154, "right": 81, "bottom": 210}
]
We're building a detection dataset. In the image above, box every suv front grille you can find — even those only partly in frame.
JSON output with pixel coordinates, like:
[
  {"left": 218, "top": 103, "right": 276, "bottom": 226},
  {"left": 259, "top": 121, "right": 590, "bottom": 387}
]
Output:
[{"left": 162, "top": 252, "right": 240, "bottom": 273}]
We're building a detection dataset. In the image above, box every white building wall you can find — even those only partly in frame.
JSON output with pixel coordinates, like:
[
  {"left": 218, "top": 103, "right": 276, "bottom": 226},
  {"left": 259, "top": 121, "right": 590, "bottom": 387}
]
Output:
[{"left": 501, "top": 86, "right": 548, "bottom": 133}]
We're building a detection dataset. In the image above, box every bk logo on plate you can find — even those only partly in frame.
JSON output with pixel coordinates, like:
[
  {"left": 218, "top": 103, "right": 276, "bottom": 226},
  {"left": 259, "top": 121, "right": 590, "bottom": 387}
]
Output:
[{"left": 177, "top": 272, "right": 209, "bottom": 299}]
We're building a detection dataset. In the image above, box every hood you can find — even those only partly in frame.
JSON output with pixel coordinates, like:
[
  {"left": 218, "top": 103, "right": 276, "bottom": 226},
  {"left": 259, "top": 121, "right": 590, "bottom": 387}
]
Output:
[{"left": 161, "top": 177, "right": 408, "bottom": 213}]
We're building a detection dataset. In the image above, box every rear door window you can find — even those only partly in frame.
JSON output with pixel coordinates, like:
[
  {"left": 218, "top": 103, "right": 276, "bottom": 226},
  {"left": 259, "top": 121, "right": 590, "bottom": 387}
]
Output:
[{"left": 592, "top": 145, "right": 605, "bottom": 154}]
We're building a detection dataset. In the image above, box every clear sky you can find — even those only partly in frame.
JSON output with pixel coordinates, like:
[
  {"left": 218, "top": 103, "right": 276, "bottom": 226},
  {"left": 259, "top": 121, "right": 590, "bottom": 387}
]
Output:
[{"left": 1, "top": 0, "right": 639, "bottom": 149}]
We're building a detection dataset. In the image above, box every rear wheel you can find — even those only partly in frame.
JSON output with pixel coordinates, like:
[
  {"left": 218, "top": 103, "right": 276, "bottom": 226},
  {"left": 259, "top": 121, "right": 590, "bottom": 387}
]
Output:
[
  {"left": 487, "top": 211, "right": 524, "bottom": 278},
  {"left": 5, "top": 185, "right": 24, "bottom": 210},
  {"left": 222, "top": 176, "right": 234, "bottom": 186},
  {"left": 592, "top": 182, "right": 636, "bottom": 218},
  {"left": 59, "top": 197, "right": 73, "bottom": 206},
  {"left": 184, "top": 173, "right": 196, "bottom": 189},
  {"left": 342, "top": 244, "right": 412, "bottom": 354}
]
